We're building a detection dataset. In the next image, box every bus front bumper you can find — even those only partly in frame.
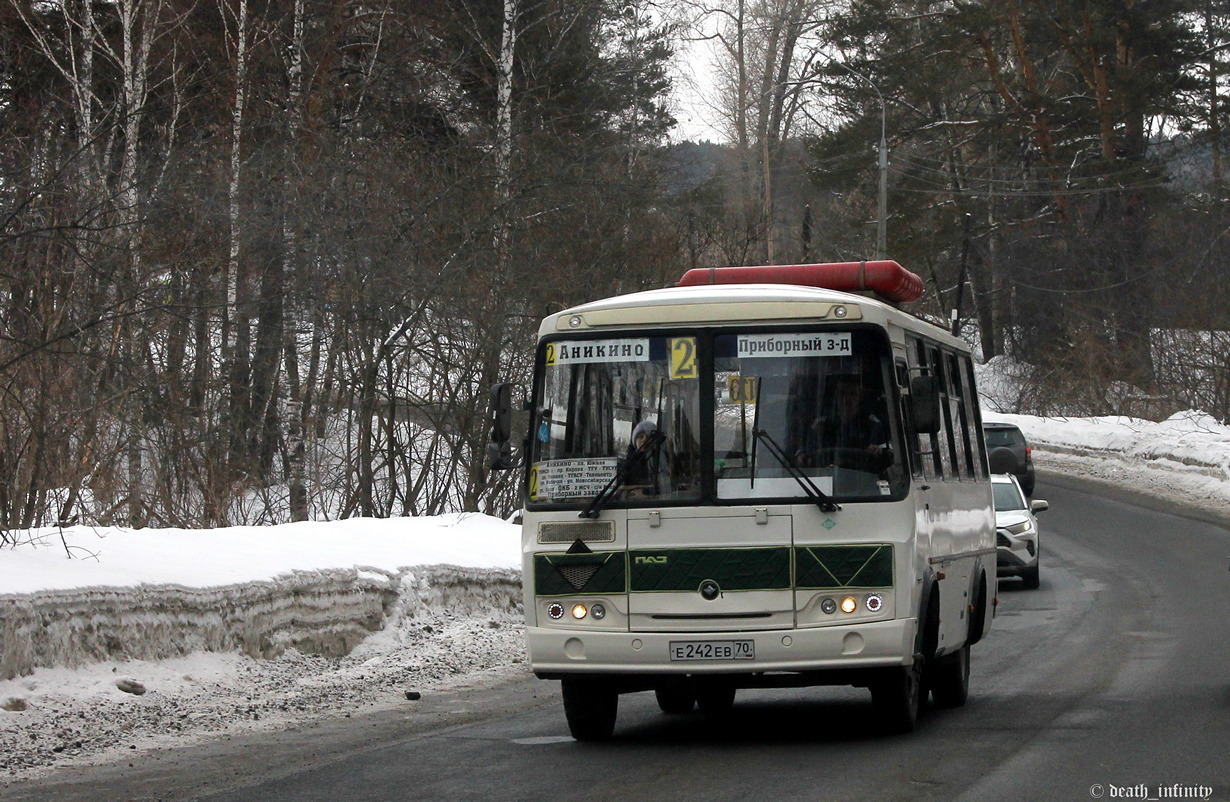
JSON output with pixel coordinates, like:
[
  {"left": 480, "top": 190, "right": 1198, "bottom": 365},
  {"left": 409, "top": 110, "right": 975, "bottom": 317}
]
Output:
[{"left": 527, "top": 617, "right": 917, "bottom": 677}]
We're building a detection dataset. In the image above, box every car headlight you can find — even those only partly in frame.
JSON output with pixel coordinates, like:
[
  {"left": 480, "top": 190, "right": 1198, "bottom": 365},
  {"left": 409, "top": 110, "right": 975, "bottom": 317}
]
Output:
[{"left": 1004, "top": 520, "right": 1035, "bottom": 536}]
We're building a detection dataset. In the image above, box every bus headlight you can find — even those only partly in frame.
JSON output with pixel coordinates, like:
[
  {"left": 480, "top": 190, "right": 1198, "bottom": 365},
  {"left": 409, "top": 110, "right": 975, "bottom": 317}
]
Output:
[
  {"left": 820, "top": 598, "right": 837, "bottom": 614},
  {"left": 571, "top": 603, "right": 588, "bottom": 620},
  {"left": 840, "top": 596, "right": 858, "bottom": 614},
  {"left": 547, "top": 602, "right": 564, "bottom": 620},
  {"left": 591, "top": 603, "right": 606, "bottom": 620},
  {"left": 866, "top": 594, "right": 884, "bottom": 613}
]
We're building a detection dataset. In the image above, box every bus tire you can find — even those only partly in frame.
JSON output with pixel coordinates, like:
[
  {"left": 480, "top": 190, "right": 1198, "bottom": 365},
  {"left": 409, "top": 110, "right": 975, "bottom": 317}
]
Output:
[
  {"left": 871, "top": 660, "right": 922, "bottom": 734},
  {"left": 967, "top": 573, "right": 989, "bottom": 647},
  {"left": 655, "top": 684, "right": 696, "bottom": 714},
  {"left": 929, "top": 644, "right": 970, "bottom": 708},
  {"left": 561, "top": 678, "right": 618, "bottom": 741},
  {"left": 695, "top": 683, "right": 736, "bottom": 715}
]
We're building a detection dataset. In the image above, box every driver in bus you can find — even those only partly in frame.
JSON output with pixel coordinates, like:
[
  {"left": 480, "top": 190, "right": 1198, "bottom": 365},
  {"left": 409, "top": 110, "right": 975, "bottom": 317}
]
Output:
[{"left": 796, "top": 375, "right": 892, "bottom": 472}]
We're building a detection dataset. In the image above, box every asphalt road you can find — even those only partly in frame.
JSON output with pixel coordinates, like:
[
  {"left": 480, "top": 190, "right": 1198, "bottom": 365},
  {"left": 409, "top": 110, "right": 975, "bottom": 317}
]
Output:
[{"left": 12, "top": 473, "right": 1230, "bottom": 801}]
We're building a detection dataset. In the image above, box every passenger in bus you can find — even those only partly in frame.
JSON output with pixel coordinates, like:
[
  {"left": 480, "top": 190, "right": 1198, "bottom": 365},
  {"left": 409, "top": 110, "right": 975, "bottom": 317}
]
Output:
[
  {"left": 796, "top": 375, "right": 892, "bottom": 473},
  {"left": 624, "top": 420, "right": 663, "bottom": 488}
]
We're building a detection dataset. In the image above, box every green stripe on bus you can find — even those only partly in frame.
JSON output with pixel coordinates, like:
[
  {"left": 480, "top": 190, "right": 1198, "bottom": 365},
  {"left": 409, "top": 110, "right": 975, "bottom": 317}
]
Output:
[
  {"left": 795, "top": 544, "right": 893, "bottom": 589},
  {"left": 534, "top": 552, "right": 628, "bottom": 596},
  {"left": 535, "top": 544, "right": 893, "bottom": 596},
  {"left": 628, "top": 547, "right": 791, "bottom": 592}
]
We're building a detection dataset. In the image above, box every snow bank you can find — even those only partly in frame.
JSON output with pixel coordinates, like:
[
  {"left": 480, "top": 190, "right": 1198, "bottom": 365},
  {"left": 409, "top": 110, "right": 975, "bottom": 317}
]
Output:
[
  {"left": 0, "top": 515, "right": 522, "bottom": 680},
  {"left": 0, "top": 566, "right": 520, "bottom": 681},
  {"left": 984, "top": 410, "right": 1230, "bottom": 516},
  {"left": 0, "top": 513, "right": 518, "bottom": 594}
]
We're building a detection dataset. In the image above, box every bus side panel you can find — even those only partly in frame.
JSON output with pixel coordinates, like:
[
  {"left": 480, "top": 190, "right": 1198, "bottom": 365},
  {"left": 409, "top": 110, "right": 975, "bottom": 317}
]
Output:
[{"left": 924, "top": 480, "right": 995, "bottom": 653}]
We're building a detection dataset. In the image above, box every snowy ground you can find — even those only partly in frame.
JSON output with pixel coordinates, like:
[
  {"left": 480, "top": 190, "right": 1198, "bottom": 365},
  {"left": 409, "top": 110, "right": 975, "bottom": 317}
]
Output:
[
  {"left": 6, "top": 404, "right": 1230, "bottom": 785},
  {"left": 0, "top": 516, "right": 525, "bottom": 784}
]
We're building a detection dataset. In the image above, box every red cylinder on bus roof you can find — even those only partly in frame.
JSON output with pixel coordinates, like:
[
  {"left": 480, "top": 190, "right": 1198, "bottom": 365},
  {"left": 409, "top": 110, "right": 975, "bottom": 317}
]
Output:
[{"left": 676, "top": 260, "right": 924, "bottom": 303}]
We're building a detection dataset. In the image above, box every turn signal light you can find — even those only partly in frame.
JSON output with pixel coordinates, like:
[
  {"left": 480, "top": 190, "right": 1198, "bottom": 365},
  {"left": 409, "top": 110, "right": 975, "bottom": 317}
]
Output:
[
  {"left": 840, "top": 596, "right": 858, "bottom": 614},
  {"left": 571, "top": 604, "right": 588, "bottom": 620}
]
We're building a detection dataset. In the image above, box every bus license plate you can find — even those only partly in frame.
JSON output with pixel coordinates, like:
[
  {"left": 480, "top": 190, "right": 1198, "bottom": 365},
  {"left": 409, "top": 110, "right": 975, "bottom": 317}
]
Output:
[{"left": 669, "top": 640, "right": 755, "bottom": 661}]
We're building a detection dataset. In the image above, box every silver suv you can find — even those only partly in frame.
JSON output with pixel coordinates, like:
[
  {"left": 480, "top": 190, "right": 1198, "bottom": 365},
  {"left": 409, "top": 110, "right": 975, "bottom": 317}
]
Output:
[
  {"left": 983, "top": 422, "right": 1035, "bottom": 495},
  {"left": 993, "top": 474, "right": 1048, "bottom": 589}
]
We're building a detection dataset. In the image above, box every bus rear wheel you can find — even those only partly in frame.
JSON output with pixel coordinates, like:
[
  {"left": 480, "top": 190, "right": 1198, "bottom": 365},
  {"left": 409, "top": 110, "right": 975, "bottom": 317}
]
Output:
[
  {"left": 696, "top": 683, "right": 736, "bottom": 715},
  {"left": 561, "top": 678, "right": 618, "bottom": 741},
  {"left": 928, "top": 643, "right": 970, "bottom": 708},
  {"left": 655, "top": 684, "right": 696, "bottom": 714}
]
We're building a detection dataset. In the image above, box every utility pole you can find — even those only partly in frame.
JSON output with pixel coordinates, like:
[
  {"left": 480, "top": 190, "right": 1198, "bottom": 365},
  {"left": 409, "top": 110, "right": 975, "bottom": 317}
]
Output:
[{"left": 876, "top": 108, "right": 887, "bottom": 260}]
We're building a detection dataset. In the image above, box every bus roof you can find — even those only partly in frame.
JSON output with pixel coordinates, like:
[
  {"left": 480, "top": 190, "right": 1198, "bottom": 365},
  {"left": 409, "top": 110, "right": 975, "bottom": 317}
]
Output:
[{"left": 538, "top": 282, "right": 967, "bottom": 351}]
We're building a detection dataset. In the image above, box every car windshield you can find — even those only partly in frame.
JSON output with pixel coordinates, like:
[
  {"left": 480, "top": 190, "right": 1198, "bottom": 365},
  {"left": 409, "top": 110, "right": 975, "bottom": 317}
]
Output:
[{"left": 993, "top": 481, "right": 1027, "bottom": 511}]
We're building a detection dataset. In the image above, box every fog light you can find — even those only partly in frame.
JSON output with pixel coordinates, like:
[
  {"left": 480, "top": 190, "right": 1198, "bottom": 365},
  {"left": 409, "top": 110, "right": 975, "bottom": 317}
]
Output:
[
  {"left": 866, "top": 594, "right": 883, "bottom": 613},
  {"left": 547, "top": 602, "right": 564, "bottom": 620},
  {"left": 820, "top": 598, "right": 837, "bottom": 615},
  {"left": 840, "top": 596, "right": 858, "bottom": 614},
  {"left": 571, "top": 603, "right": 588, "bottom": 620},
  {"left": 591, "top": 603, "right": 606, "bottom": 620}
]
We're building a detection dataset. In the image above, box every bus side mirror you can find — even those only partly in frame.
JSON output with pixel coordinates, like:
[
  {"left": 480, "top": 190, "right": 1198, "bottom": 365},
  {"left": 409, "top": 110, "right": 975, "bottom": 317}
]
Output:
[
  {"left": 487, "top": 441, "right": 516, "bottom": 471},
  {"left": 487, "top": 383, "right": 518, "bottom": 471},
  {"left": 490, "top": 383, "right": 512, "bottom": 442},
  {"left": 910, "top": 375, "right": 940, "bottom": 434}
]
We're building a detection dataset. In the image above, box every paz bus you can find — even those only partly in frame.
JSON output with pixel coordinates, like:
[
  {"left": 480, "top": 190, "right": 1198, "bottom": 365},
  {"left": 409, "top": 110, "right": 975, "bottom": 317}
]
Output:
[{"left": 487, "top": 260, "right": 996, "bottom": 739}]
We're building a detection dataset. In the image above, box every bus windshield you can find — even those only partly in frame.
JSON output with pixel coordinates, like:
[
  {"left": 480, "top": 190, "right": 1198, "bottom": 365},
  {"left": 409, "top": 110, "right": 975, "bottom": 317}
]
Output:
[
  {"left": 529, "top": 336, "right": 704, "bottom": 506},
  {"left": 713, "top": 330, "right": 905, "bottom": 502},
  {"left": 527, "top": 329, "right": 905, "bottom": 508}
]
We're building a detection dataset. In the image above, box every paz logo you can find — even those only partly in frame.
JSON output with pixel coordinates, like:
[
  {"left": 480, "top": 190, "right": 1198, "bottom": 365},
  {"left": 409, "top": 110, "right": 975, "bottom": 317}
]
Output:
[{"left": 822, "top": 518, "right": 838, "bottom": 530}]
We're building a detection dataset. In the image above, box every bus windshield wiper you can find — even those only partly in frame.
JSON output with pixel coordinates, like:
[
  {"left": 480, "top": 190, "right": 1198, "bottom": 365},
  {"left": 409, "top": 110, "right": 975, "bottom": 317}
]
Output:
[
  {"left": 752, "top": 428, "right": 841, "bottom": 513},
  {"left": 578, "top": 431, "right": 666, "bottom": 519}
]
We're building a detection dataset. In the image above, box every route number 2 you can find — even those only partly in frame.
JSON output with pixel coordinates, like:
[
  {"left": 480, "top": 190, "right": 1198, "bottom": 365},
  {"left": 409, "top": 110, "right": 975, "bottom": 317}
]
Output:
[{"left": 670, "top": 338, "right": 698, "bottom": 379}]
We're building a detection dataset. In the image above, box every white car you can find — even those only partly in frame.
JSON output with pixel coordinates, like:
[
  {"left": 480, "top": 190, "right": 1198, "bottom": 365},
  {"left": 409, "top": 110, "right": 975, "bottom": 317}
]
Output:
[{"left": 992, "top": 474, "right": 1048, "bottom": 589}]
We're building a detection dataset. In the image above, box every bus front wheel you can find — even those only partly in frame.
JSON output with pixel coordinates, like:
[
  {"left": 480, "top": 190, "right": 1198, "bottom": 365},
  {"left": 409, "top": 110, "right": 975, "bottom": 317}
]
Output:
[
  {"left": 871, "top": 661, "right": 922, "bottom": 734},
  {"left": 561, "top": 678, "right": 618, "bottom": 741}
]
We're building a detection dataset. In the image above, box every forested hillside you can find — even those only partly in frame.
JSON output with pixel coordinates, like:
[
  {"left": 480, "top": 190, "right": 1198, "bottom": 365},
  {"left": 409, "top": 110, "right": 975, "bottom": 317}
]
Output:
[{"left": 2, "top": 0, "right": 1229, "bottom": 529}]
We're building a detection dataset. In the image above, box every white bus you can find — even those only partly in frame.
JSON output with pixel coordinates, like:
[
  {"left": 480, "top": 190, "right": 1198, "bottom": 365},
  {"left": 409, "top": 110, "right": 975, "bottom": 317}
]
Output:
[{"left": 488, "top": 261, "right": 996, "bottom": 739}]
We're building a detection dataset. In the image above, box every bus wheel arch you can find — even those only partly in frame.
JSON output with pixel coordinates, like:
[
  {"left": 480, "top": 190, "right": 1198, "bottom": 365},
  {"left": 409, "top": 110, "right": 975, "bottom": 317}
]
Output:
[
  {"left": 928, "top": 568, "right": 985, "bottom": 709},
  {"left": 871, "top": 575, "right": 936, "bottom": 734},
  {"left": 967, "top": 569, "right": 990, "bottom": 647}
]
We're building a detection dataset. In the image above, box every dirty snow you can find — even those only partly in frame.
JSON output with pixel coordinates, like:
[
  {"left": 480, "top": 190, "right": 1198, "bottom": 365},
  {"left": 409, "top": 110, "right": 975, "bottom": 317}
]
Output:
[{"left": 0, "top": 515, "right": 524, "bottom": 783}]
